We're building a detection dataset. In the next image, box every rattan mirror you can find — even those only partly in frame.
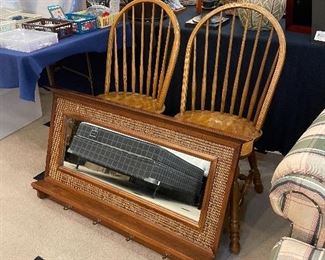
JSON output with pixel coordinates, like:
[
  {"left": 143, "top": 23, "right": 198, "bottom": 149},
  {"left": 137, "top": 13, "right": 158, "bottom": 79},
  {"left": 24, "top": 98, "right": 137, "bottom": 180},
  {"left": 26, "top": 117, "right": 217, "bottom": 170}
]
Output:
[{"left": 32, "top": 89, "right": 246, "bottom": 259}]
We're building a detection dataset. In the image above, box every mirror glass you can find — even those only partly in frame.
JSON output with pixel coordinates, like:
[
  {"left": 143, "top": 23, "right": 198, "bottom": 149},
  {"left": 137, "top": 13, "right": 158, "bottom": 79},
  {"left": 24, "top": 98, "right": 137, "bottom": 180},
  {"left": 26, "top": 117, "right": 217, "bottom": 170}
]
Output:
[{"left": 61, "top": 118, "right": 212, "bottom": 222}]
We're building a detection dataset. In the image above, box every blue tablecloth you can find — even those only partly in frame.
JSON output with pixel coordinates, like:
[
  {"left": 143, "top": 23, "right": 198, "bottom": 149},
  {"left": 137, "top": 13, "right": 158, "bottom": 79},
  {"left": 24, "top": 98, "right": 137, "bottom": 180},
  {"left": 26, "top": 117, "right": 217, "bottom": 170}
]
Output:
[{"left": 0, "top": 27, "right": 126, "bottom": 101}]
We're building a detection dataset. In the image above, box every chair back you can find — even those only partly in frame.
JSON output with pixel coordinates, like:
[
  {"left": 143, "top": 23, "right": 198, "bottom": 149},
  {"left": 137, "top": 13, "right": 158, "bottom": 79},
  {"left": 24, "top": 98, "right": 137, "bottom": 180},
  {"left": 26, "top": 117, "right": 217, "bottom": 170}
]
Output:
[
  {"left": 179, "top": 3, "right": 286, "bottom": 131},
  {"left": 104, "top": 0, "right": 180, "bottom": 111}
]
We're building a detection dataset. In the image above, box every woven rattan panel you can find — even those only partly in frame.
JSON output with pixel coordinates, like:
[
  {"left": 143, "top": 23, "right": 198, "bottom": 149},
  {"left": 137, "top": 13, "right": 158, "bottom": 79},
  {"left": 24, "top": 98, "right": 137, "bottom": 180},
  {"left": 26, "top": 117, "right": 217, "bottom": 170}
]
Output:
[{"left": 48, "top": 97, "right": 235, "bottom": 249}]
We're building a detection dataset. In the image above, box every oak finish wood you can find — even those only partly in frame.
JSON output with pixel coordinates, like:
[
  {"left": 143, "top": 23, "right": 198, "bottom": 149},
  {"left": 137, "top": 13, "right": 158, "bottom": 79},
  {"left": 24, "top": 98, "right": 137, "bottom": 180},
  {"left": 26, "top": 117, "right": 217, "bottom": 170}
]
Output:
[
  {"left": 175, "top": 3, "right": 286, "bottom": 253},
  {"left": 32, "top": 179, "right": 212, "bottom": 260},
  {"left": 32, "top": 89, "right": 245, "bottom": 259},
  {"left": 99, "top": 0, "right": 181, "bottom": 113}
]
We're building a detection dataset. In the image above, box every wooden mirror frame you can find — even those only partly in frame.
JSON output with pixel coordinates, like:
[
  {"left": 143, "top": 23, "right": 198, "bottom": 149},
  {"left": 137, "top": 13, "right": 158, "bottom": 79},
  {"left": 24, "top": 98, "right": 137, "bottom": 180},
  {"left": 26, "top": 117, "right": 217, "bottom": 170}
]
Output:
[{"left": 31, "top": 89, "right": 246, "bottom": 259}]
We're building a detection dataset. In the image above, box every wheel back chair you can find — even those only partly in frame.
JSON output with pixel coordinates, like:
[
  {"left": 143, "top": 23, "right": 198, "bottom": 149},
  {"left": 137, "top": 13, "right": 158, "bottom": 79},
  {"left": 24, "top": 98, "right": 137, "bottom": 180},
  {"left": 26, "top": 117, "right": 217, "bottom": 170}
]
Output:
[
  {"left": 174, "top": 3, "right": 286, "bottom": 253},
  {"left": 98, "top": 0, "right": 181, "bottom": 113}
]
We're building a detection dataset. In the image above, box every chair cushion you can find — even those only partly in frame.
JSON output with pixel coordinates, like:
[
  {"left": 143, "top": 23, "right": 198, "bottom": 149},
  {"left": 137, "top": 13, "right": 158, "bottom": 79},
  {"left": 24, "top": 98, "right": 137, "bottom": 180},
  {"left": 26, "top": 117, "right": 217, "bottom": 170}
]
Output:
[
  {"left": 270, "top": 237, "right": 325, "bottom": 260},
  {"left": 98, "top": 93, "right": 165, "bottom": 113},
  {"left": 175, "top": 111, "right": 262, "bottom": 157}
]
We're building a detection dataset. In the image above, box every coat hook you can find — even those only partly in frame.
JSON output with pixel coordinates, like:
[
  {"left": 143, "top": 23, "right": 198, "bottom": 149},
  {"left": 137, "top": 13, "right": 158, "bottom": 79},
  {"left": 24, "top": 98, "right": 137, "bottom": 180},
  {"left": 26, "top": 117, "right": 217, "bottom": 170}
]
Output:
[
  {"left": 63, "top": 205, "right": 72, "bottom": 210},
  {"left": 93, "top": 219, "right": 101, "bottom": 225},
  {"left": 125, "top": 235, "right": 133, "bottom": 242}
]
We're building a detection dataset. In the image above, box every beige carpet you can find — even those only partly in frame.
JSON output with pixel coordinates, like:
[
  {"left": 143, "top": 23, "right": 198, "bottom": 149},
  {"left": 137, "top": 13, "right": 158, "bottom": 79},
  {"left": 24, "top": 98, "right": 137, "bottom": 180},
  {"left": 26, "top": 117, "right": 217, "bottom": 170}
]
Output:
[{"left": 0, "top": 89, "right": 289, "bottom": 260}]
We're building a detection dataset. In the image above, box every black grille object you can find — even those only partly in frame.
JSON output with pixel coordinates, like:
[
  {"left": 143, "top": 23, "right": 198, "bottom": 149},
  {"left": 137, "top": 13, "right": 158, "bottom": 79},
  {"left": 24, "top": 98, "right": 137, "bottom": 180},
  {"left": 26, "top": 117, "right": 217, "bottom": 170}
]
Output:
[{"left": 67, "top": 122, "right": 204, "bottom": 203}]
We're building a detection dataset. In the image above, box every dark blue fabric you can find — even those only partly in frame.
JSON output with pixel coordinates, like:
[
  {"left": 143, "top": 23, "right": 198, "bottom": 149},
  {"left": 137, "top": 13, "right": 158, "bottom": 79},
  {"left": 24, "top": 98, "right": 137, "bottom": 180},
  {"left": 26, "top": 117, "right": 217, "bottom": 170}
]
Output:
[
  {"left": 0, "top": 26, "right": 128, "bottom": 101},
  {"left": 164, "top": 7, "right": 325, "bottom": 155}
]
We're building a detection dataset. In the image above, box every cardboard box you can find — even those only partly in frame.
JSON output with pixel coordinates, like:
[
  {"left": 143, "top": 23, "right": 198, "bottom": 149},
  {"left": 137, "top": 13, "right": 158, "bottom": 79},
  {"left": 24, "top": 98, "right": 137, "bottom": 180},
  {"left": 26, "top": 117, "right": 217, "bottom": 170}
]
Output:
[{"left": 0, "top": 86, "right": 42, "bottom": 140}]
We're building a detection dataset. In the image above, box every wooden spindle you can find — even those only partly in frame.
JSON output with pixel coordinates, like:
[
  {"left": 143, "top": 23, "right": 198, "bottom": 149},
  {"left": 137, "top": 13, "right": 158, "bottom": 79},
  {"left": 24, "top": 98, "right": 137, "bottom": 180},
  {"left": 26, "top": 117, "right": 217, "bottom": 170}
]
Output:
[
  {"left": 221, "top": 13, "right": 236, "bottom": 112},
  {"left": 180, "top": 41, "right": 192, "bottom": 115},
  {"left": 146, "top": 4, "right": 155, "bottom": 96},
  {"left": 123, "top": 13, "right": 127, "bottom": 93},
  {"left": 152, "top": 9, "right": 164, "bottom": 99},
  {"left": 254, "top": 50, "right": 279, "bottom": 124},
  {"left": 239, "top": 14, "right": 262, "bottom": 117},
  {"left": 104, "top": 27, "right": 115, "bottom": 94},
  {"left": 230, "top": 16, "right": 248, "bottom": 114},
  {"left": 114, "top": 28, "right": 119, "bottom": 93},
  {"left": 247, "top": 28, "right": 274, "bottom": 120},
  {"left": 191, "top": 38, "right": 197, "bottom": 111},
  {"left": 211, "top": 12, "right": 223, "bottom": 112},
  {"left": 201, "top": 20, "right": 209, "bottom": 111},
  {"left": 139, "top": 3, "right": 145, "bottom": 94},
  {"left": 131, "top": 6, "right": 136, "bottom": 93},
  {"left": 157, "top": 20, "right": 171, "bottom": 97}
]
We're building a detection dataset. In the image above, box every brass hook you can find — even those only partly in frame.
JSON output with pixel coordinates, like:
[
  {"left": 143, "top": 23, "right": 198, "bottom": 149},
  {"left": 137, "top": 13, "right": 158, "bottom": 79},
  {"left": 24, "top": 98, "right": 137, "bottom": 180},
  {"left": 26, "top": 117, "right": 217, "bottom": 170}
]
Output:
[
  {"left": 125, "top": 235, "right": 133, "bottom": 242},
  {"left": 93, "top": 219, "right": 102, "bottom": 225},
  {"left": 63, "top": 205, "right": 72, "bottom": 210}
]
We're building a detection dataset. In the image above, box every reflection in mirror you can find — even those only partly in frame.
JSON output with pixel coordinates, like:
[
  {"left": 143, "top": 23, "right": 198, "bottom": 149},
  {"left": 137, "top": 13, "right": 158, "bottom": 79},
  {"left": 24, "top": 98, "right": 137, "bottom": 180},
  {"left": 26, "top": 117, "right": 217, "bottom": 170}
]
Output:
[{"left": 62, "top": 119, "right": 211, "bottom": 222}]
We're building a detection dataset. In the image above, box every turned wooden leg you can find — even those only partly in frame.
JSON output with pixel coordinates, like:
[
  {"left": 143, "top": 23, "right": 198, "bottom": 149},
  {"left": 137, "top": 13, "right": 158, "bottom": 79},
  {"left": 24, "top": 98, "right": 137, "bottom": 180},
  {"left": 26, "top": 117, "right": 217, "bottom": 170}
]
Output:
[
  {"left": 248, "top": 151, "right": 263, "bottom": 193},
  {"left": 229, "top": 167, "right": 240, "bottom": 254},
  {"left": 37, "top": 190, "right": 48, "bottom": 199}
]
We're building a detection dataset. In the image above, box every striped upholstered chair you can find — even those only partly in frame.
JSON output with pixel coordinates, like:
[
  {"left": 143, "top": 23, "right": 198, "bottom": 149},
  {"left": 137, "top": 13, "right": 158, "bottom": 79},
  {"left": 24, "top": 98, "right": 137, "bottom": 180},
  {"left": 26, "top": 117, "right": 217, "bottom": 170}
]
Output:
[{"left": 269, "top": 109, "right": 325, "bottom": 260}]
